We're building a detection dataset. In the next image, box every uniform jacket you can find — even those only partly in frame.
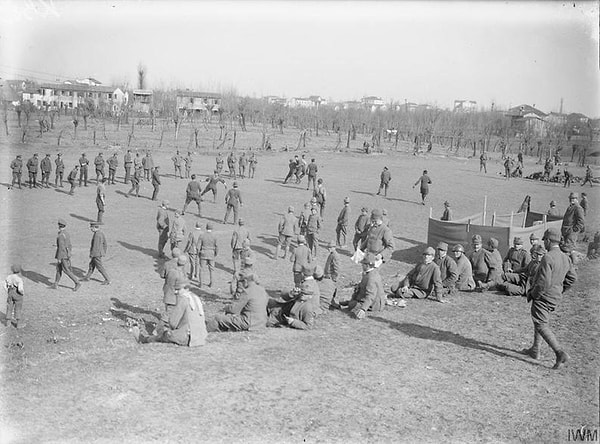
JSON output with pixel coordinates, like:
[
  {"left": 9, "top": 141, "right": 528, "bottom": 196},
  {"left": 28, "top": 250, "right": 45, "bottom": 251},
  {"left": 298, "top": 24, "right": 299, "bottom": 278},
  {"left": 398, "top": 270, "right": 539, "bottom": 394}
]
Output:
[
  {"left": 55, "top": 230, "right": 72, "bottom": 260},
  {"left": 108, "top": 156, "right": 118, "bottom": 170},
  {"left": 380, "top": 169, "right": 391, "bottom": 184},
  {"left": 89, "top": 230, "right": 107, "bottom": 258},
  {"left": 231, "top": 226, "right": 250, "bottom": 251},
  {"left": 55, "top": 157, "right": 65, "bottom": 172},
  {"left": 156, "top": 207, "right": 170, "bottom": 231},
  {"left": 414, "top": 174, "right": 431, "bottom": 192},
  {"left": 361, "top": 223, "right": 394, "bottom": 262},
  {"left": 10, "top": 158, "right": 23, "bottom": 173},
  {"left": 561, "top": 203, "right": 585, "bottom": 236},
  {"left": 163, "top": 267, "right": 187, "bottom": 305},
  {"left": 307, "top": 162, "right": 318, "bottom": 177},
  {"left": 441, "top": 208, "right": 453, "bottom": 221},
  {"left": 279, "top": 213, "right": 298, "bottom": 237},
  {"left": 455, "top": 254, "right": 475, "bottom": 290},
  {"left": 143, "top": 155, "right": 154, "bottom": 169},
  {"left": 403, "top": 262, "right": 443, "bottom": 297},
  {"left": 94, "top": 156, "right": 105, "bottom": 171},
  {"left": 124, "top": 152, "right": 133, "bottom": 165},
  {"left": 503, "top": 248, "right": 531, "bottom": 274},
  {"left": 529, "top": 246, "right": 576, "bottom": 305},
  {"left": 27, "top": 157, "right": 39, "bottom": 173},
  {"left": 435, "top": 255, "right": 457, "bottom": 288},
  {"left": 324, "top": 251, "right": 340, "bottom": 281},
  {"left": 168, "top": 290, "right": 207, "bottom": 346},
  {"left": 306, "top": 213, "right": 321, "bottom": 234},
  {"left": 290, "top": 244, "right": 311, "bottom": 272},
  {"left": 186, "top": 180, "right": 202, "bottom": 198},
  {"left": 170, "top": 217, "right": 187, "bottom": 242},
  {"left": 68, "top": 168, "right": 78, "bottom": 181},
  {"left": 353, "top": 268, "right": 386, "bottom": 312},
  {"left": 225, "top": 188, "right": 242, "bottom": 207},
  {"left": 354, "top": 214, "right": 370, "bottom": 234},
  {"left": 224, "top": 281, "right": 268, "bottom": 331},
  {"left": 151, "top": 169, "right": 161, "bottom": 186},
  {"left": 41, "top": 157, "right": 52, "bottom": 173},
  {"left": 79, "top": 156, "right": 89, "bottom": 168},
  {"left": 198, "top": 231, "right": 218, "bottom": 259},
  {"left": 469, "top": 249, "right": 497, "bottom": 282},
  {"left": 185, "top": 229, "right": 203, "bottom": 255},
  {"left": 337, "top": 205, "right": 350, "bottom": 226}
]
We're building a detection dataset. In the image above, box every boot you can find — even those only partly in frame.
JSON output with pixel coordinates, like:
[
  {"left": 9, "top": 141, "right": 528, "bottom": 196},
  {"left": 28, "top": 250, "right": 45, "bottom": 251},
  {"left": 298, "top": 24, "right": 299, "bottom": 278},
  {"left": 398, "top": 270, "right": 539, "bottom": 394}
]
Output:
[
  {"left": 520, "top": 328, "right": 541, "bottom": 359},
  {"left": 552, "top": 351, "right": 570, "bottom": 370},
  {"left": 538, "top": 325, "right": 568, "bottom": 369},
  {"left": 274, "top": 245, "right": 281, "bottom": 260}
]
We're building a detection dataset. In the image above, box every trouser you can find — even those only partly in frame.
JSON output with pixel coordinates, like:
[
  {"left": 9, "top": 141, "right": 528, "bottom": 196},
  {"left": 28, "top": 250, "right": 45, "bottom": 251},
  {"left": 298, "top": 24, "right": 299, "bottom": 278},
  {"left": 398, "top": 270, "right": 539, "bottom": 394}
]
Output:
[
  {"left": 86, "top": 257, "right": 110, "bottom": 282},
  {"left": 293, "top": 271, "right": 303, "bottom": 287},
  {"left": 224, "top": 205, "right": 239, "bottom": 224},
  {"left": 306, "top": 232, "right": 318, "bottom": 256},
  {"left": 11, "top": 172, "right": 21, "bottom": 188},
  {"left": 28, "top": 172, "right": 37, "bottom": 188},
  {"left": 581, "top": 178, "right": 593, "bottom": 187},
  {"left": 307, "top": 175, "right": 317, "bottom": 190},
  {"left": 531, "top": 299, "right": 563, "bottom": 357},
  {"left": 249, "top": 166, "right": 256, "bottom": 178},
  {"left": 97, "top": 206, "right": 104, "bottom": 223},
  {"left": 124, "top": 165, "right": 132, "bottom": 183},
  {"left": 284, "top": 169, "right": 294, "bottom": 183},
  {"left": 159, "top": 303, "right": 176, "bottom": 333},
  {"left": 79, "top": 168, "right": 88, "bottom": 186},
  {"left": 275, "top": 235, "right": 292, "bottom": 259},
  {"left": 158, "top": 228, "right": 169, "bottom": 256},
  {"left": 232, "top": 249, "right": 242, "bottom": 273},
  {"left": 564, "top": 178, "right": 571, "bottom": 187},
  {"left": 152, "top": 184, "right": 159, "bottom": 201},
  {"left": 95, "top": 169, "right": 105, "bottom": 184},
  {"left": 6, "top": 293, "right": 23, "bottom": 322},
  {"left": 108, "top": 169, "right": 116, "bottom": 184},
  {"left": 68, "top": 179, "right": 76, "bottom": 194},
  {"left": 561, "top": 231, "right": 578, "bottom": 253},
  {"left": 206, "top": 313, "right": 249, "bottom": 332},
  {"left": 144, "top": 169, "right": 150, "bottom": 180},
  {"left": 128, "top": 182, "right": 139, "bottom": 197},
  {"left": 201, "top": 186, "right": 217, "bottom": 202},
  {"left": 378, "top": 182, "right": 388, "bottom": 196},
  {"left": 185, "top": 167, "right": 191, "bottom": 179},
  {"left": 480, "top": 162, "right": 487, "bottom": 173},
  {"left": 390, "top": 281, "right": 428, "bottom": 299},
  {"left": 188, "top": 253, "right": 200, "bottom": 280},
  {"left": 318, "top": 202, "right": 325, "bottom": 218},
  {"left": 353, "top": 233, "right": 365, "bottom": 250},
  {"left": 55, "top": 259, "right": 79, "bottom": 285},
  {"left": 238, "top": 166, "right": 245, "bottom": 178},
  {"left": 183, "top": 197, "right": 202, "bottom": 216},
  {"left": 336, "top": 224, "right": 347, "bottom": 246},
  {"left": 199, "top": 258, "right": 214, "bottom": 287},
  {"left": 42, "top": 172, "right": 50, "bottom": 187},
  {"left": 55, "top": 171, "right": 64, "bottom": 187},
  {"left": 175, "top": 165, "right": 182, "bottom": 178},
  {"left": 505, "top": 168, "right": 511, "bottom": 179}
]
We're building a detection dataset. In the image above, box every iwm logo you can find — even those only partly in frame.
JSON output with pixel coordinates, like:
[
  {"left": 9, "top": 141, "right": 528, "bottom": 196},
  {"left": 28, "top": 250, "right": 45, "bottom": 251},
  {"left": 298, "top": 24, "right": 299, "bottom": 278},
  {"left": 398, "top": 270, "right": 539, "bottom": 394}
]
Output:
[{"left": 567, "top": 427, "right": 599, "bottom": 442}]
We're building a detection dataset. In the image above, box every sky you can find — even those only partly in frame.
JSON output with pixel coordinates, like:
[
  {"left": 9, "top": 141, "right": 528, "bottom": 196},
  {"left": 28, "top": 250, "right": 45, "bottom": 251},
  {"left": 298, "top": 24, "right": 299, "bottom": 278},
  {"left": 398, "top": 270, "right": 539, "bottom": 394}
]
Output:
[{"left": 0, "top": 0, "right": 598, "bottom": 116}]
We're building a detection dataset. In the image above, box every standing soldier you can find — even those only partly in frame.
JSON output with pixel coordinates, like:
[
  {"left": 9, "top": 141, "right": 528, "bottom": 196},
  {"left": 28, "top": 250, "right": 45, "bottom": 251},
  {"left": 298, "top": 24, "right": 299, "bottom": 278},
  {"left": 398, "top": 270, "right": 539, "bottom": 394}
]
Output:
[
  {"left": 561, "top": 192, "right": 585, "bottom": 260},
  {"left": 479, "top": 151, "right": 488, "bottom": 173},
  {"left": 521, "top": 228, "right": 576, "bottom": 369},
  {"left": 182, "top": 174, "right": 203, "bottom": 217},
  {"left": 581, "top": 165, "right": 594, "bottom": 187},
  {"left": 94, "top": 152, "right": 106, "bottom": 184},
  {"left": 133, "top": 152, "right": 143, "bottom": 180},
  {"left": 78, "top": 153, "right": 89, "bottom": 187},
  {"left": 202, "top": 171, "right": 227, "bottom": 203},
  {"left": 171, "top": 151, "right": 183, "bottom": 178},
  {"left": 170, "top": 210, "right": 188, "bottom": 252},
  {"left": 298, "top": 202, "right": 311, "bottom": 237},
  {"left": 504, "top": 157, "right": 514, "bottom": 180},
  {"left": 223, "top": 181, "right": 243, "bottom": 224},
  {"left": 123, "top": 149, "right": 133, "bottom": 184},
  {"left": 26, "top": 153, "right": 39, "bottom": 189},
  {"left": 360, "top": 209, "right": 395, "bottom": 267},
  {"left": 156, "top": 200, "right": 170, "bottom": 258},
  {"left": 306, "top": 158, "right": 318, "bottom": 191},
  {"left": 96, "top": 178, "right": 107, "bottom": 223},
  {"left": 55, "top": 153, "right": 65, "bottom": 187},
  {"left": 314, "top": 178, "right": 327, "bottom": 218},
  {"left": 127, "top": 168, "right": 141, "bottom": 198},
  {"left": 353, "top": 207, "right": 370, "bottom": 251},
  {"left": 227, "top": 151, "right": 237, "bottom": 179},
  {"left": 143, "top": 152, "right": 154, "bottom": 181},
  {"left": 290, "top": 235, "right": 312, "bottom": 287},
  {"left": 412, "top": 169, "right": 432, "bottom": 205},
  {"left": 283, "top": 158, "right": 296, "bottom": 184},
  {"left": 336, "top": 197, "right": 350, "bottom": 248},
  {"left": 151, "top": 166, "right": 161, "bottom": 201},
  {"left": 198, "top": 222, "right": 218, "bottom": 288},
  {"left": 248, "top": 152, "right": 258, "bottom": 178},
  {"left": 231, "top": 218, "right": 250, "bottom": 273},
  {"left": 184, "top": 152, "right": 192, "bottom": 179},
  {"left": 215, "top": 152, "right": 224, "bottom": 174},
  {"left": 238, "top": 152, "right": 247, "bottom": 178},
  {"left": 306, "top": 207, "right": 322, "bottom": 257},
  {"left": 51, "top": 218, "right": 81, "bottom": 291},
  {"left": 40, "top": 154, "right": 52, "bottom": 188},
  {"left": 3, "top": 264, "right": 25, "bottom": 328},
  {"left": 10, "top": 154, "right": 23, "bottom": 190},
  {"left": 82, "top": 221, "right": 110, "bottom": 285},
  {"left": 377, "top": 166, "right": 391, "bottom": 197},
  {"left": 67, "top": 165, "right": 79, "bottom": 195},
  {"left": 107, "top": 153, "right": 118, "bottom": 185},
  {"left": 440, "top": 201, "right": 453, "bottom": 221},
  {"left": 276, "top": 206, "right": 298, "bottom": 260},
  {"left": 580, "top": 193, "right": 588, "bottom": 217},
  {"left": 184, "top": 221, "right": 203, "bottom": 282}
]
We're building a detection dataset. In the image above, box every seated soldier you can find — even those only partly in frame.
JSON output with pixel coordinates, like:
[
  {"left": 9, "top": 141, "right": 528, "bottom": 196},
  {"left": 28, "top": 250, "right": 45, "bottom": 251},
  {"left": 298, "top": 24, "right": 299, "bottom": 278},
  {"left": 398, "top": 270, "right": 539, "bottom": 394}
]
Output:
[
  {"left": 434, "top": 242, "right": 457, "bottom": 298},
  {"left": 481, "top": 236, "right": 531, "bottom": 292},
  {"left": 339, "top": 252, "right": 386, "bottom": 318},
  {"left": 300, "top": 263, "right": 321, "bottom": 315},
  {"left": 497, "top": 244, "right": 546, "bottom": 296},
  {"left": 469, "top": 235, "right": 500, "bottom": 290},
  {"left": 267, "top": 282, "right": 317, "bottom": 330},
  {"left": 452, "top": 244, "right": 476, "bottom": 290},
  {"left": 132, "top": 284, "right": 207, "bottom": 346},
  {"left": 206, "top": 273, "right": 268, "bottom": 332},
  {"left": 390, "top": 246, "right": 444, "bottom": 303},
  {"left": 230, "top": 255, "right": 257, "bottom": 299},
  {"left": 314, "top": 263, "right": 338, "bottom": 311}
]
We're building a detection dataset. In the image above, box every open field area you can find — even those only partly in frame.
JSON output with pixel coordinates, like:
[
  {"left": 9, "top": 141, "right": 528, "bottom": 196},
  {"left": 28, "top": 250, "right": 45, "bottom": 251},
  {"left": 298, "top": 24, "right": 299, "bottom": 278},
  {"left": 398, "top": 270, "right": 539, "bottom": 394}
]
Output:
[{"left": 1, "top": 115, "right": 599, "bottom": 443}]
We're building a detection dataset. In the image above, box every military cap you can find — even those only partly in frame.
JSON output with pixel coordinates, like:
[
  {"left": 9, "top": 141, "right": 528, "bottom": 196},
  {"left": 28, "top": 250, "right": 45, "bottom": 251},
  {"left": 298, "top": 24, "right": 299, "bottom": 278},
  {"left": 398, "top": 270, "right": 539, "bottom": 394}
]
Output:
[
  {"left": 195, "top": 221, "right": 202, "bottom": 228},
  {"left": 513, "top": 237, "right": 523, "bottom": 245},
  {"left": 436, "top": 242, "right": 448, "bottom": 251},
  {"left": 452, "top": 244, "right": 465, "bottom": 252},
  {"left": 471, "top": 234, "right": 482, "bottom": 244},
  {"left": 542, "top": 228, "right": 561, "bottom": 243},
  {"left": 206, "top": 222, "right": 214, "bottom": 230},
  {"left": 57, "top": 153, "right": 62, "bottom": 156},
  {"left": 549, "top": 200, "right": 556, "bottom": 207},
  {"left": 310, "top": 197, "right": 317, "bottom": 203},
  {"left": 297, "top": 235, "right": 306, "bottom": 244},
  {"left": 371, "top": 209, "right": 383, "bottom": 219},
  {"left": 161, "top": 199, "right": 169, "bottom": 207},
  {"left": 313, "top": 265, "right": 324, "bottom": 279},
  {"left": 531, "top": 244, "right": 547, "bottom": 255},
  {"left": 11, "top": 264, "right": 21, "bottom": 274},
  {"left": 444, "top": 201, "right": 450, "bottom": 206},
  {"left": 529, "top": 233, "right": 540, "bottom": 240},
  {"left": 57, "top": 218, "right": 67, "bottom": 227},
  {"left": 423, "top": 246, "right": 436, "bottom": 256},
  {"left": 344, "top": 197, "right": 350, "bottom": 204},
  {"left": 288, "top": 206, "right": 295, "bottom": 212},
  {"left": 238, "top": 218, "right": 245, "bottom": 225},
  {"left": 243, "top": 255, "right": 255, "bottom": 266},
  {"left": 233, "top": 181, "right": 238, "bottom": 187},
  {"left": 361, "top": 207, "right": 369, "bottom": 212},
  {"left": 568, "top": 192, "right": 578, "bottom": 199},
  {"left": 488, "top": 238, "right": 499, "bottom": 249},
  {"left": 300, "top": 282, "right": 314, "bottom": 295},
  {"left": 177, "top": 255, "right": 189, "bottom": 266},
  {"left": 302, "top": 264, "right": 316, "bottom": 276}
]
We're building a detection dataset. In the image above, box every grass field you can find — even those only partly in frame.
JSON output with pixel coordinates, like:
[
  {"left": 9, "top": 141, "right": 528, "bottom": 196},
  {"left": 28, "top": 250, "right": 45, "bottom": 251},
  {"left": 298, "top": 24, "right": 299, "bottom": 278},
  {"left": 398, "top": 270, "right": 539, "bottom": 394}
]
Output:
[{"left": 1, "top": 114, "right": 599, "bottom": 443}]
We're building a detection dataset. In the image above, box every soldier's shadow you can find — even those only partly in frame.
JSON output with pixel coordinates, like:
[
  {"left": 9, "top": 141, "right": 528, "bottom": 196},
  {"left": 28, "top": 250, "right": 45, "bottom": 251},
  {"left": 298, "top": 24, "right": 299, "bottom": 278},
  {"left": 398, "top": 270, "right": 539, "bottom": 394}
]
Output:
[
  {"left": 21, "top": 269, "right": 52, "bottom": 286},
  {"left": 117, "top": 240, "right": 157, "bottom": 258},
  {"left": 110, "top": 297, "right": 160, "bottom": 319},
  {"left": 69, "top": 213, "right": 96, "bottom": 223},
  {"left": 54, "top": 188, "right": 72, "bottom": 195}
]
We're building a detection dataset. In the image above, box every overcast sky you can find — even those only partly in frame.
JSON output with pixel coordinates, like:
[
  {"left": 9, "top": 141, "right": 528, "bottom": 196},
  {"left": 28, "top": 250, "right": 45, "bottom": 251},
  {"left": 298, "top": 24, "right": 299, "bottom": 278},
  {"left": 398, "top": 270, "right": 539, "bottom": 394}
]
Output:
[{"left": 1, "top": 1, "right": 598, "bottom": 116}]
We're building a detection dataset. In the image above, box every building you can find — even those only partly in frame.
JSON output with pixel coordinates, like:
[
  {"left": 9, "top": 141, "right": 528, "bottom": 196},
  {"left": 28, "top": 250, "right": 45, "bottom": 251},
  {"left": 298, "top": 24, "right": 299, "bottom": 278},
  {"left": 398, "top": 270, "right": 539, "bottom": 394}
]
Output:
[
  {"left": 176, "top": 90, "right": 221, "bottom": 113},
  {"left": 264, "top": 95, "right": 287, "bottom": 106},
  {"left": 131, "top": 89, "right": 153, "bottom": 114},
  {"left": 506, "top": 104, "right": 548, "bottom": 138},
  {"left": 453, "top": 100, "right": 477, "bottom": 112},
  {"left": 361, "top": 96, "right": 385, "bottom": 112},
  {"left": 287, "top": 97, "right": 315, "bottom": 108}
]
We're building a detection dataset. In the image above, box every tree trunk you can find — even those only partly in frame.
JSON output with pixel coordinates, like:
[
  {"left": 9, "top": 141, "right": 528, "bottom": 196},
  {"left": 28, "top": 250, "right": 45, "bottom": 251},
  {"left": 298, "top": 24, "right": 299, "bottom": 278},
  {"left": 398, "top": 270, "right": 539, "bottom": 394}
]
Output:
[
  {"left": 93, "top": 129, "right": 96, "bottom": 145},
  {"left": 346, "top": 128, "right": 351, "bottom": 149},
  {"left": 16, "top": 110, "right": 21, "bottom": 128},
  {"left": 232, "top": 130, "right": 237, "bottom": 148},
  {"left": 159, "top": 128, "right": 165, "bottom": 148}
]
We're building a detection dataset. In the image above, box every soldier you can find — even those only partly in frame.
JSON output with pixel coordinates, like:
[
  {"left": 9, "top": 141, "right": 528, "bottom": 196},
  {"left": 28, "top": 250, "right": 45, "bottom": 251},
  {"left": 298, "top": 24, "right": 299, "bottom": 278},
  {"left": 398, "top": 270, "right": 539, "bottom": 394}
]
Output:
[
  {"left": 440, "top": 201, "right": 453, "bottom": 221},
  {"left": 267, "top": 282, "right": 317, "bottom": 330},
  {"left": 184, "top": 221, "right": 203, "bottom": 282},
  {"left": 10, "top": 154, "right": 23, "bottom": 190},
  {"left": 563, "top": 167, "right": 572, "bottom": 187},
  {"left": 202, "top": 171, "right": 227, "bottom": 203},
  {"left": 452, "top": 244, "right": 475, "bottom": 291},
  {"left": 306, "top": 158, "right": 318, "bottom": 191},
  {"left": 412, "top": 169, "right": 432, "bottom": 205},
  {"left": 336, "top": 197, "right": 350, "bottom": 248},
  {"left": 159, "top": 255, "right": 189, "bottom": 334},
  {"left": 169, "top": 210, "right": 188, "bottom": 252},
  {"left": 54, "top": 153, "right": 65, "bottom": 187},
  {"left": 133, "top": 152, "right": 143, "bottom": 180},
  {"left": 107, "top": 153, "right": 118, "bottom": 185},
  {"left": 51, "top": 218, "right": 81, "bottom": 291},
  {"left": 238, "top": 152, "right": 247, "bottom": 178},
  {"left": 78, "top": 153, "right": 89, "bottom": 187},
  {"left": 143, "top": 152, "right": 154, "bottom": 181},
  {"left": 495, "top": 244, "right": 545, "bottom": 297},
  {"left": 182, "top": 174, "right": 203, "bottom": 217},
  {"left": 298, "top": 202, "right": 311, "bottom": 236},
  {"left": 504, "top": 156, "right": 514, "bottom": 180},
  {"left": 96, "top": 178, "right": 107, "bottom": 223},
  {"left": 67, "top": 165, "right": 79, "bottom": 195},
  {"left": 529, "top": 233, "right": 541, "bottom": 256},
  {"left": 360, "top": 209, "right": 394, "bottom": 267},
  {"left": 469, "top": 235, "right": 499, "bottom": 289},
  {"left": 306, "top": 207, "right": 322, "bottom": 257},
  {"left": 353, "top": 207, "right": 370, "bottom": 250},
  {"left": 156, "top": 200, "right": 170, "bottom": 258},
  {"left": 198, "top": 222, "right": 218, "bottom": 288},
  {"left": 479, "top": 151, "right": 488, "bottom": 173},
  {"left": 290, "top": 235, "right": 312, "bottom": 287},
  {"left": 283, "top": 158, "right": 296, "bottom": 183},
  {"left": 581, "top": 165, "right": 594, "bottom": 187},
  {"left": 314, "top": 178, "right": 327, "bottom": 218},
  {"left": 276, "top": 206, "right": 298, "bottom": 260},
  {"left": 231, "top": 218, "right": 250, "bottom": 273},
  {"left": 215, "top": 152, "right": 224, "bottom": 174},
  {"left": 435, "top": 242, "right": 457, "bottom": 299},
  {"left": 223, "top": 181, "right": 243, "bottom": 224},
  {"left": 481, "top": 237, "right": 503, "bottom": 286},
  {"left": 248, "top": 152, "right": 258, "bottom": 178},
  {"left": 40, "top": 154, "right": 52, "bottom": 188},
  {"left": 377, "top": 166, "right": 391, "bottom": 196},
  {"left": 580, "top": 192, "right": 588, "bottom": 217},
  {"left": 3, "top": 264, "right": 25, "bottom": 328},
  {"left": 547, "top": 200, "right": 561, "bottom": 217},
  {"left": 227, "top": 151, "right": 237, "bottom": 179},
  {"left": 26, "top": 153, "right": 39, "bottom": 189},
  {"left": 390, "top": 247, "right": 444, "bottom": 303},
  {"left": 184, "top": 152, "right": 192, "bottom": 179},
  {"left": 151, "top": 166, "right": 161, "bottom": 201},
  {"left": 127, "top": 168, "right": 140, "bottom": 197},
  {"left": 521, "top": 228, "right": 576, "bottom": 369},
  {"left": 82, "top": 221, "right": 110, "bottom": 285},
  {"left": 94, "top": 152, "right": 105, "bottom": 184},
  {"left": 340, "top": 253, "right": 386, "bottom": 318},
  {"left": 206, "top": 273, "right": 268, "bottom": 332},
  {"left": 123, "top": 149, "right": 133, "bottom": 184},
  {"left": 561, "top": 192, "right": 585, "bottom": 259},
  {"left": 298, "top": 154, "right": 308, "bottom": 181}
]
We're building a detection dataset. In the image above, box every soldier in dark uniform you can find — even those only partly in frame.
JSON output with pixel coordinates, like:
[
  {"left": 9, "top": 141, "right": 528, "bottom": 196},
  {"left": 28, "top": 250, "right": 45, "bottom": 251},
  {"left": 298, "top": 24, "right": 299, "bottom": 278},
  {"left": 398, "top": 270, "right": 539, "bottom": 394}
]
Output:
[
  {"left": 40, "top": 154, "right": 52, "bottom": 188},
  {"left": 82, "top": 221, "right": 110, "bottom": 285},
  {"left": 96, "top": 178, "right": 107, "bottom": 223},
  {"left": 151, "top": 166, "right": 161, "bottom": 201},
  {"left": 360, "top": 209, "right": 394, "bottom": 266},
  {"left": 561, "top": 192, "right": 585, "bottom": 258},
  {"left": 54, "top": 153, "right": 65, "bottom": 187},
  {"left": 156, "top": 200, "right": 170, "bottom": 258},
  {"left": 340, "top": 252, "right": 386, "bottom": 318},
  {"left": 123, "top": 149, "right": 133, "bottom": 184},
  {"left": 198, "top": 223, "right": 218, "bottom": 288},
  {"left": 51, "top": 218, "right": 81, "bottom": 291},
  {"left": 413, "top": 170, "right": 432, "bottom": 205},
  {"left": 479, "top": 152, "right": 488, "bottom": 173},
  {"left": 353, "top": 207, "right": 370, "bottom": 250},
  {"left": 107, "top": 153, "right": 118, "bottom": 185},
  {"left": 127, "top": 168, "right": 141, "bottom": 197},
  {"left": 223, "top": 181, "right": 243, "bottom": 224},
  {"left": 10, "top": 155, "right": 23, "bottom": 189},
  {"left": 182, "top": 174, "right": 203, "bottom": 217},
  {"left": 94, "top": 152, "right": 106, "bottom": 184},
  {"left": 67, "top": 165, "right": 79, "bottom": 195},
  {"left": 336, "top": 197, "right": 350, "bottom": 248},
  {"left": 78, "top": 153, "right": 89, "bottom": 187},
  {"left": 377, "top": 166, "right": 391, "bottom": 196},
  {"left": 26, "top": 153, "right": 39, "bottom": 189},
  {"left": 440, "top": 201, "right": 453, "bottom": 221}
]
